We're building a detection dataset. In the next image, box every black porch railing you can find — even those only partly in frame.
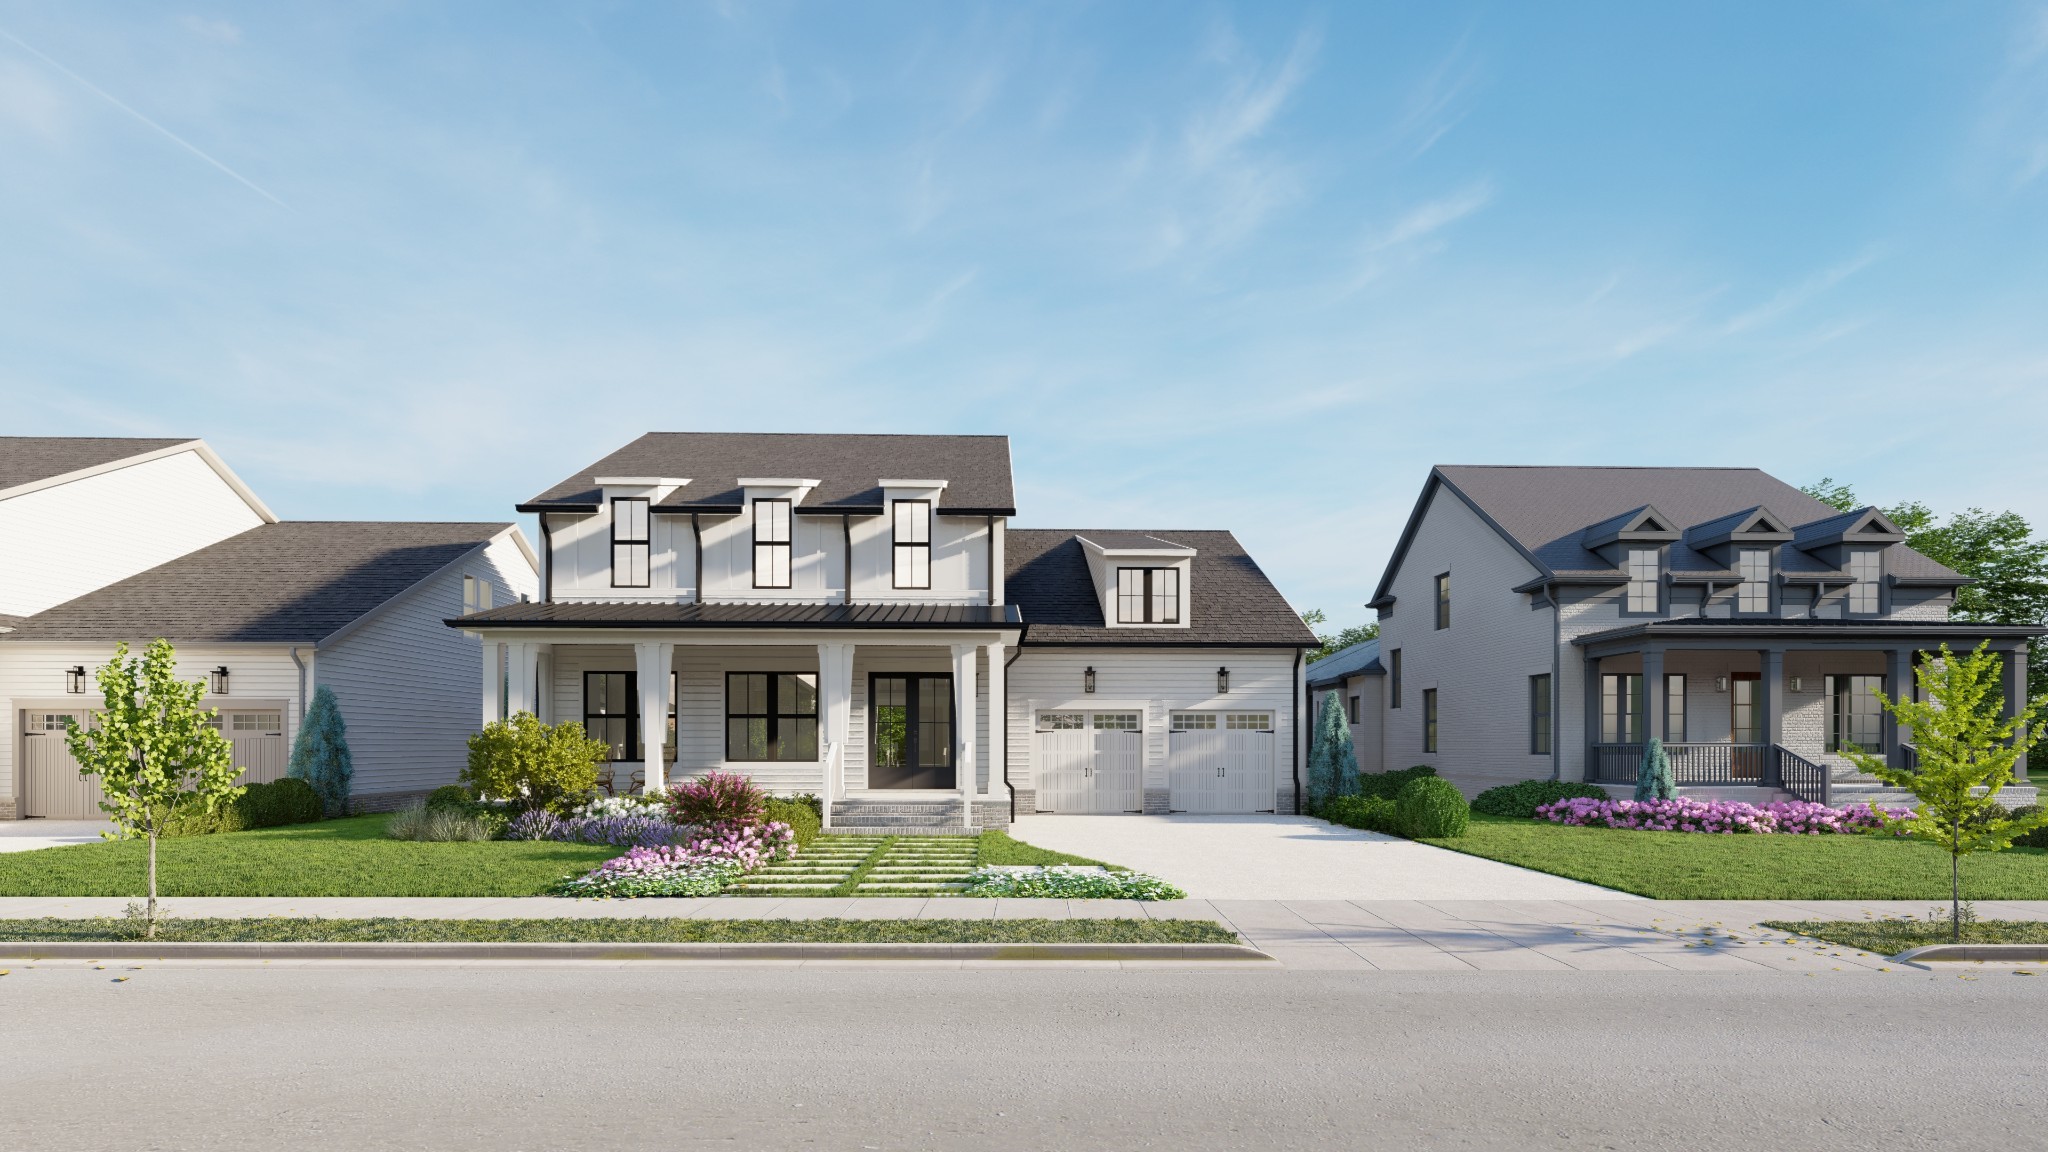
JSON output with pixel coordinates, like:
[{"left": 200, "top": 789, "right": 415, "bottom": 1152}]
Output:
[
  {"left": 1588, "top": 743, "right": 1770, "bottom": 785},
  {"left": 1774, "top": 745, "right": 1831, "bottom": 806}
]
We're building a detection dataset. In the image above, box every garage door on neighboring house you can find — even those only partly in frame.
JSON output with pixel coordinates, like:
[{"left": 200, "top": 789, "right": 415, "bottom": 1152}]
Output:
[
  {"left": 19, "top": 710, "right": 104, "bottom": 819},
  {"left": 1034, "top": 710, "right": 1142, "bottom": 813},
  {"left": 218, "top": 710, "right": 288, "bottom": 785},
  {"left": 1167, "top": 711, "right": 1276, "bottom": 814}
]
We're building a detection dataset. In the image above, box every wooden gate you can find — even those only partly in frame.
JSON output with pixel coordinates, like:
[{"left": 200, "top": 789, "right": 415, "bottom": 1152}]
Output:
[
  {"left": 20, "top": 711, "right": 105, "bottom": 819},
  {"left": 1167, "top": 723, "right": 1276, "bottom": 813}
]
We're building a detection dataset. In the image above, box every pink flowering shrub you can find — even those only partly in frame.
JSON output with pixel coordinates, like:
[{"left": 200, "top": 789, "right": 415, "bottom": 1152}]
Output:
[
  {"left": 1534, "top": 797, "right": 1908, "bottom": 835},
  {"left": 662, "top": 770, "right": 766, "bottom": 831},
  {"left": 681, "top": 820, "right": 796, "bottom": 870},
  {"left": 549, "top": 820, "right": 797, "bottom": 898}
]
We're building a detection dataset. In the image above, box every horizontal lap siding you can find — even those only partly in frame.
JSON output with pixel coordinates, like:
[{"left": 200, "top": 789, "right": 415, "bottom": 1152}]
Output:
[
  {"left": 1006, "top": 647, "right": 1300, "bottom": 812},
  {"left": 318, "top": 537, "right": 537, "bottom": 800}
]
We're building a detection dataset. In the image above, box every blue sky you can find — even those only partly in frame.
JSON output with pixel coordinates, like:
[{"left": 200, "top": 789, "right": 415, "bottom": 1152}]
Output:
[{"left": 5, "top": 3, "right": 2047, "bottom": 630}]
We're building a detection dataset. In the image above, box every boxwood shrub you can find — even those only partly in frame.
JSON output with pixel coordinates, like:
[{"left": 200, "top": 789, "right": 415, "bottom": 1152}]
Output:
[
  {"left": 1321, "top": 795, "right": 1401, "bottom": 835},
  {"left": 2012, "top": 805, "right": 2048, "bottom": 849},
  {"left": 1471, "top": 779, "right": 1612, "bottom": 819},
  {"left": 763, "top": 796, "right": 821, "bottom": 849},
  {"left": 1395, "top": 776, "right": 1469, "bottom": 838},
  {"left": 1357, "top": 765, "right": 1438, "bottom": 801},
  {"left": 163, "top": 778, "right": 327, "bottom": 838}
]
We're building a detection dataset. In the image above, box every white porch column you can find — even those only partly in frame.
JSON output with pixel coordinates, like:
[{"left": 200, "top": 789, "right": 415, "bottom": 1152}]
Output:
[
  {"left": 635, "top": 641, "right": 675, "bottom": 794},
  {"left": 984, "top": 639, "right": 1007, "bottom": 803},
  {"left": 817, "top": 642, "right": 855, "bottom": 828},
  {"left": 480, "top": 640, "right": 503, "bottom": 727},
  {"left": 952, "top": 642, "right": 979, "bottom": 828}
]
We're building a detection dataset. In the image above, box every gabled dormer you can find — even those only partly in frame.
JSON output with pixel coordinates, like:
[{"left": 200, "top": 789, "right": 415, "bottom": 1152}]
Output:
[
  {"left": 1791, "top": 506, "right": 1903, "bottom": 617},
  {"left": 1581, "top": 506, "right": 1681, "bottom": 615},
  {"left": 1075, "top": 532, "right": 1196, "bottom": 629}
]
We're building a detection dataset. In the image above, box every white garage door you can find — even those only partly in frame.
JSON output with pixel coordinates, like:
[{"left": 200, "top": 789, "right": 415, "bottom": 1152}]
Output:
[
  {"left": 217, "top": 710, "right": 288, "bottom": 785},
  {"left": 1034, "top": 711, "right": 1142, "bottom": 814},
  {"left": 19, "top": 710, "right": 105, "bottom": 819},
  {"left": 1168, "top": 712, "right": 1276, "bottom": 813}
]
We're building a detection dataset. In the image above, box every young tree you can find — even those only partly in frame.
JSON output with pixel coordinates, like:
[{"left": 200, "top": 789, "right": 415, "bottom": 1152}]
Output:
[
  {"left": 1301, "top": 609, "right": 1382, "bottom": 664},
  {"left": 1634, "top": 737, "right": 1675, "bottom": 801},
  {"left": 1838, "top": 643, "right": 2048, "bottom": 942},
  {"left": 65, "top": 639, "right": 244, "bottom": 939},
  {"left": 1307, "top": 690, "right": 1361, "bottom": 810},
  {"left": 287, "top": 685, "right": 353, "bottom": 817}
]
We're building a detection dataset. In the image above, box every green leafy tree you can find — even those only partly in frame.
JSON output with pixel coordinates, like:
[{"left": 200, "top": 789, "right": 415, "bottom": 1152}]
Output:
[
  {"left": 1800, "top": 477, "right": 1860, "bottom": 513},
  {"left": 287, "top": 684, "right": 353, "bottom": 817},
  {"left": 1837, "top": 643, "right": 2048, "bottom": 942},
  {"left": 64, "top": 639, "right": 244, "bottom": 938},
  {"left": 462, "top": 712, "right": 607, "bottom": 812},
  {"left": 1302, "top": 609, "right": 1381, "bottom": 664},
  {"left": 1634, "top": 737, "right": 1675, "bottom": 801},
  {"left": 1307, "top": 690, "right": 1361, "bottom": 810}
]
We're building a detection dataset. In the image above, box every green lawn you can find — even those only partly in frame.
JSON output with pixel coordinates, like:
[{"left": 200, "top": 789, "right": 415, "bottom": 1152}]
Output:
[
  {"left": 975, "top": 829, "right": 1119, "bottom": 870},
  {"left": 1762, "top": 919, "right": 2048, "bottom": 953},
  {"left": 1418, "top": 814, "right": 2048, "bottom": 900},
  {"left": 0, "top": 916, "right": 1235, "bottom": 944},
  {"left": 0, "top": 816, "right": 615, "bottom": 897}
]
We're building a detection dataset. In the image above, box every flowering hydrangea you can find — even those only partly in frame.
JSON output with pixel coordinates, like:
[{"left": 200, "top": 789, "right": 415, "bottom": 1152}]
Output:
[
  {"left": 961, "top": 865, "right": 1185, "bottom": 900},
  {"left": 572, "top": 794, "right": 666, "bottom": 820},
  {"left": 1534, "top": 797, "right": 1909, "bottom": 835},
  {"left": 681, "top": 821, "right": 796, "bottom": 869},
  {"left": 549, "top": 846, "right": 742, "bottom": 898}
]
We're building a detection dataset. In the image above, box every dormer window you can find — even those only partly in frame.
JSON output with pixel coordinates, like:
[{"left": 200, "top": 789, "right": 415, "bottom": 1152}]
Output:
[
  {"left": 1847, "top": 550, "right": 1880, "bottom": 614},
  {"left": 1625, "top": 549, "right": 1659, "bottom": 612},
  {"left": 1117, "top": 567, "right": 1180, "bottom": 624},
  {"left": 462, "top": 575, "right": 494, "bottom": 615},
  {"left": 753, "top": 498, "right": 792, "bottom": 589},
  {"left": 1737, "top": 549, "right": 1771, "bottom": 613},
  {"left": 611, "top": 498, "right": 650, "bottom": 588},
  {"left": 892, "top": 500, "right": 931, "bottom": 589}
]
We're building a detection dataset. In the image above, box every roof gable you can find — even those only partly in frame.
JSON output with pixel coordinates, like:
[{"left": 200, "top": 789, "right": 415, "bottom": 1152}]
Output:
[
  {"left": 1006, "top": 529, "right": 1314, "bottom": 647},
  {"left": 0, "top": 437, "right": 197, "bottom": 496}
]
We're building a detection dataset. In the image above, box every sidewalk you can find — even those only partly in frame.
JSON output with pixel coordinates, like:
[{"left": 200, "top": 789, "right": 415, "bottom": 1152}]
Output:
[{"left": 4, "top": 895, "right": 2043, "bottom": 972}]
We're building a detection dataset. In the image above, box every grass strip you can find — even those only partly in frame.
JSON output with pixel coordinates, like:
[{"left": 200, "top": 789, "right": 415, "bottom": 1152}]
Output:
[
  {"left": 975, "top": 829, "right": 1121, "bottom": 870},
  {"left": 1761, "top": 919, "right": 2048, "bottom": 954},
  {"left": 0, "top": 917, "right": 1237, "bottom": 945},
  {"left": 1416, "top": 814, "right": 2048, "bottom": 900}
]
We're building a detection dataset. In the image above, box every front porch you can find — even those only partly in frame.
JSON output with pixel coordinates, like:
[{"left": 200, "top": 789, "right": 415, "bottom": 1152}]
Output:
[{"left": 1572, "top": 621, "right": 2043, "bottom": 807}]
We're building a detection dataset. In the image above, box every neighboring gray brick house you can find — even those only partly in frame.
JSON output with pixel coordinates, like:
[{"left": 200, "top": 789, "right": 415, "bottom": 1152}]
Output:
[{"left": 1366, "top": 466, "right": 2042, "bottom": 807}]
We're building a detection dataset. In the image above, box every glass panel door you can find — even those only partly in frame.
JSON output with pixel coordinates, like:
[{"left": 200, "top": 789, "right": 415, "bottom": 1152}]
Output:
[{"left": 868, "top": 674, "right": 954, "bottom": 789}]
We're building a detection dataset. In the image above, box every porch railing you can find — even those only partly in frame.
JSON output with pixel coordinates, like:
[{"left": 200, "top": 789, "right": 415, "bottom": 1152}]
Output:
[
  {"left": 1774, "top": 745, "right": 1831, "bottom": 806},
  {"left": 1588, "top": 743, "right": 1771, "bottom": 786},
  {"left": 1898, "top": 743, "right": 1919, "bottom": 772}
]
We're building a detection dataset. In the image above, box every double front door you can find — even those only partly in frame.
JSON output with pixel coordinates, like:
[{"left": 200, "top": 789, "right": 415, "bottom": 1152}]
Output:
[{"left": 869, "top": 674, "right": 954, "bottom": 789}]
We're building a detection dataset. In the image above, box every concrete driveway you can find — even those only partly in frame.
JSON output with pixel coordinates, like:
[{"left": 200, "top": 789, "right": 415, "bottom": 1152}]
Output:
[
  {"left": 1008, "top": 814, "right": 1638, "bottom": 900},
  {"left": 0, "top": 819, "right": 114, "bottom": 854}
]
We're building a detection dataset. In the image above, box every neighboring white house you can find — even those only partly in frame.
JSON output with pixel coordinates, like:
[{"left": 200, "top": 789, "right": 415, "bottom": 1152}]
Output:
[
  {"left": 0, "top": 438, "right": 537, "bottom": 819},
  {"left": 452, "top": 432, "right": 1315, "bottom": 832},
  {"left": 1364, "top": 465, "right": 2042, "bottom": 808}
]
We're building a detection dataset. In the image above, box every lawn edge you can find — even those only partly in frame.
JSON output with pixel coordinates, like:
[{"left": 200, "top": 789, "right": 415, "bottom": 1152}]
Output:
[{"left": 0, "top": 940, "right": 1272, "bottom": 962}]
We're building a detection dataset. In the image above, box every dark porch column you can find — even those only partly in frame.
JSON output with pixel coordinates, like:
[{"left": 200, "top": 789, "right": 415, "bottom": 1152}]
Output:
[
  {"left": 1884, "top": 648, "right": 1912, "bottom": 768},
  {"left": 1641, "top": 646, "right": 1665, "bottom": 744},
  {"left": 2002, "top": 646, "right": 2031, "bottom": 777},
  {"left": 1583, "top": 653, "right": 1602, "bottom": 781},
  {"left": 1760, "top": 647, "right": 1786, "bottom": 786}
]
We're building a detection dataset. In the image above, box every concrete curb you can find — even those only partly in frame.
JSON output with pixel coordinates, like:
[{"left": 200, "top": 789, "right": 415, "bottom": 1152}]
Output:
[
  {"left": 0, "top": 940, "right": 1275, "bottom": 963},
  {"left": 1892, "top": 944, "right": 2048, "bottom": 965}
]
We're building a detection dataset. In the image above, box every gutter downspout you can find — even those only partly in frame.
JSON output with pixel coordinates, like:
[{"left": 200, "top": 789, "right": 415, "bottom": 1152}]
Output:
[
  {"left": 985, "top": 515, "right": 995, "bottom": 606},
  {"left": 1003, "top": 635, "right": 1026, "bottom": 824},
  {"left": 1292, "top": 647, "right": 1304, "bottom": 814},
  {"left": 691, "top": 514, "right": 704, "bottom": 602},
  {"left": 843, "top": 514, "right": 854, "bottom": 606},
  {"left": 289, "top": 646, "right": 309, "bottom": 742},
  {"left": 1538, "top": 583, "right": 1562, "bottom": 782}
]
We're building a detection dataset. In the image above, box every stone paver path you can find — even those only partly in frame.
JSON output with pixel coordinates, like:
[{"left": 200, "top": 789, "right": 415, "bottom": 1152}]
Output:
[{"left": 727, "top": 835, "right": 982, "bottom": 897}]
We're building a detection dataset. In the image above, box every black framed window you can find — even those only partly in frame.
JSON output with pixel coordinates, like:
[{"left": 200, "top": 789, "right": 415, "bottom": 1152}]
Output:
[
  {"left": 1422, "top": 688, "right": 1439, "bottom": 752},
  {"left": 611, "top": 498, "right": 650, "bottom": 588},
  {"left": 584, "top": 672, "right": 637, "bottom": 761},
  {"left": 753, "top": 499, "right": 792, "bottom": 589},
  {"left": 892, "top": 500, "right": 931, "bottom": 589},
  {"left": 1346, "top": 695, "right": 1360, "bottom": 725},
  {"left": 870, "top": 673, "right": 955, "bottom": 786},
  {"left": 1665, "top": 673, "right": 1687, "bottom": 742},
  {"left": 1434, "top": 573, "right": 1450, "bottom": 630},
  {"left": 1601, "top": 673, "right": 1645, "bottom": 743},
  {"left": 1116, "top": 567, "right": 1181, "bottom": 624},
  {"left": 1828, "top": 674, "right": 1884, "bottom": 753},
  {"left": 726, "top": 672, "right": 817, "bottom": 761},
  {"left": 1389, "top": 649, "right": 1402, "bottom": 709},
  {"left": 1529, "top": 673, "right": 1552, "bottom": 755}
]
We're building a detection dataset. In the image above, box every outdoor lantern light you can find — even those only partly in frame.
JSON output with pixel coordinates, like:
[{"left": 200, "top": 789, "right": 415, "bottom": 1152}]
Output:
[
  {"left": 1715, "top": 676, "right": 1729, "bottom": 693},
  {"left": 210, "top": 666, "right": 230, "bottom": 695},
  {"left": 1217, "top": 666, "right": 1230, "bottom": 694},
  {"left": 1083, "top": 666, "right": 1096, "bottom": 694},
  {"left": 65, "top": 666, "right": 86, "bottom": 694},
  {"left": 1789, "top": 676, "right": 1804, "bottom": 693}
]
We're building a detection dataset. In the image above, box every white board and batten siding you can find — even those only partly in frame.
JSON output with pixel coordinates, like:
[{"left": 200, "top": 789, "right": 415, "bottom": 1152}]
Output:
[
  {"left": 0, "top": 448, "right": 267, "bottom": 618},
  {"left": 318, "top": 532, "right": 538, "bottom": 804},
  {"left": 1007, "top": 648, "right": 1300, "bottom": 814}
]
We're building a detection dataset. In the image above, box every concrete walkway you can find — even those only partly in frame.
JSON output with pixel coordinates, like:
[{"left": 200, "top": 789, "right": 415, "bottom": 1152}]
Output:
[
  {"left": 6, "top": 895, "right": 2044, "bottom": 973},
  {"left": 0, "top": 820, "right": 111, "bottom": 854},
  {"left": 1011, "top": 813, "right": 1633, "bottom": 899}
]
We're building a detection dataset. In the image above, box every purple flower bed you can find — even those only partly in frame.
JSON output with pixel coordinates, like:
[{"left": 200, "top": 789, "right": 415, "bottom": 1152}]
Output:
[
  {"left": 1534, "top": 797, "right": 1909, "bottom": 835},
  {"left": 505, "top": 808, "right": 689, "bottom": 848}
]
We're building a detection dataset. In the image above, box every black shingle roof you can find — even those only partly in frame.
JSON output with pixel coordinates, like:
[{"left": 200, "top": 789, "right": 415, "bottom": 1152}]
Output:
[
  {"left": 521, "top": 433, "right": 1016, "bottom": 515},
  {"left": 0, "top": 437, "right": 196, "bottom": 492},
  {"left": 0, "top": 522, "right": 515, "bottom": 645},
  {"left": 1006, "top": 530, "right": 1315, "bottom": 647},
  {"left": 1307, "top": 638, "right": 1384, "bottom": 688}
]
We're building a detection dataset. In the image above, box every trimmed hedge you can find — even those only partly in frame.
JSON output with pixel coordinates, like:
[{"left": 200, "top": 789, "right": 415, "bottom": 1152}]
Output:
[
  {"left": 2013, "top": 805, "right": 2048, "bottom": 849},
  {"left": 1471, "top": 779, "right": 1612, "bottom": 819},
  {"left": 1321, "top": 795, "right": 1400, "bottom": 835},
  {"left": 1395, "top": 776, "right": 1469, "bottom": 838},
  {"left": 764, "top": 797, "right": 821, "bottom": 849},
  {"left": 1357, "top": 765, "right": 1438, "bottom": 801},
  {"left": 163, "top": 778, "right": 327, "bottom": 838}
]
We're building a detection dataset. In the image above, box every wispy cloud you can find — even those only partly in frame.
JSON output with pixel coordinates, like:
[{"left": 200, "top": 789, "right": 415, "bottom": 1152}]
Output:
[
  {"left": 1369, "top": 181, "right": 1494, "bottom": 252},
  {"left": 1183, "top": 21, "right": 1320, "bottom": 171},
  {"left": 0, "top": 24, "right": 284, "bottom": 206},
  {"left": 1396, "top": 29, "right": 1481, "bottom": 157},
  {"left": 1721, "top": 249, "right": 1880, "bottom": 333}
]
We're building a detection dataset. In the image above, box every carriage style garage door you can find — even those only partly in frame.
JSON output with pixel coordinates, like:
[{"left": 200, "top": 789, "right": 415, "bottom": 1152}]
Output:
[
  {"left": 1034, "top": 711, "right": 1142, "bottom": 813},
  {"left": 1167, "top": 711, "right": 1276, "bottom": 814},
  {"left": 18, "top": 710, "right": 103, "bottom": 819},
  {"left": 219, "top": 710, "right": 288, "bottom": 785}
]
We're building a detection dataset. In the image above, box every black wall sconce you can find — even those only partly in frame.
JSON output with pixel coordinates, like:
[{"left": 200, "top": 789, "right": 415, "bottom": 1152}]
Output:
[
  {"left": 1083, "top": 666, "right": 1096, "bottom": 694},
  {"left": 1217, "top": 666, "right": 1230, "bottom": 694},
  {"left": 66, "top": 666, "right": 87, "bottom": 694},
  {"left": 210, "top": 666, "right": 231, "bottom": 695}
]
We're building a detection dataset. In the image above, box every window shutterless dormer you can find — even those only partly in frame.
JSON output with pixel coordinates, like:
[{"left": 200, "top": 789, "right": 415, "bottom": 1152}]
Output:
[
  {"left": 738, "top": 478, "right": 819, "bottom": 590},
  {"left": 1678, "top": 506, "right": 1793, "bottom": 615},
  {"left": 1583, "top": 505, "right": 1680, "bottom": 614},
  {"left": 1791, "top": 505, "right": 1903, "bottom": 616},
  {"left": 1074, "top": 532, "right": 1197, "bottom": 629},
  {"left": 593, "top": 476, "right": 689, "bottom": 591},
  {"left": 880, "top": 480, "right": 947, "bottom": 591}
]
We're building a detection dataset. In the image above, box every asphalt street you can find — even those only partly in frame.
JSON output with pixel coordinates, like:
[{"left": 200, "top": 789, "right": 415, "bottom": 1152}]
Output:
[{"left": 2, "top": 963, "right": 2041, "bottom": 1151}]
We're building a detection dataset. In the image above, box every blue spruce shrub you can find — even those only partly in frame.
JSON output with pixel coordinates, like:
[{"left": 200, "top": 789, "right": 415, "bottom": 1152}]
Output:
[
  {"left": 1307, "top": 690, "right": 1362, "bottom": 810},
  {"left": 288, "top": 685, "right": 353, "bottom": 817},
  {"left": 1634, "top": 737, "right": 1675, "bottom": 802}
]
